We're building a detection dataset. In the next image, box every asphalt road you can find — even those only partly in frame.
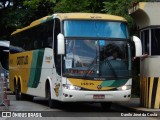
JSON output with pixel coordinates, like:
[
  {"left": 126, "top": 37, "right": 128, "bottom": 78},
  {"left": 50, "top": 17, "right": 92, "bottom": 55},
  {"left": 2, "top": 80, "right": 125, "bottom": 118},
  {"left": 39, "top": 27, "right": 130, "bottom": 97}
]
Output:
[
  {"left": 0, "top": 95, "right": 159, "bottom": 120},
  {"left": 4, "top": 95, "right": 134, "bottom": 112}
]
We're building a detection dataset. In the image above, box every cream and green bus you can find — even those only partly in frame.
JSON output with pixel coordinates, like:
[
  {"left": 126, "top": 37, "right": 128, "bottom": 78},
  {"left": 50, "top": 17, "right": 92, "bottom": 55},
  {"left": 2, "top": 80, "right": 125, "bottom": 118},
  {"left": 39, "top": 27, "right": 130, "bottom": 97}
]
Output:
[{"left": 9, "top": 13, "right": 142, "bottom": 110}]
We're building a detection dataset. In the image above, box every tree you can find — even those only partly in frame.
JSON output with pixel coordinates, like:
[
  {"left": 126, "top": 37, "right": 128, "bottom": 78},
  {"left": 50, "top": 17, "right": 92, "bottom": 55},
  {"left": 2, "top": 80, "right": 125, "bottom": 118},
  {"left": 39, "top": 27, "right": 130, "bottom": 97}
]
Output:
[
  {"left": 0, "top": 0, "right": 20, "bottom": 39},
  {"left": 0, "top": 0, "right": 151, "bottom": 39},
  {"left": 0, "top": 0, "right": 56, "bottom": 39},
  {"left": 54, "top": 0, "right": 105, "bottom": 13},
  {"left": 54, "top": 0, "right": 90, "bottom": 12},
  {"left": 23, "top": 0, "right": 56, "bottom": 19}
]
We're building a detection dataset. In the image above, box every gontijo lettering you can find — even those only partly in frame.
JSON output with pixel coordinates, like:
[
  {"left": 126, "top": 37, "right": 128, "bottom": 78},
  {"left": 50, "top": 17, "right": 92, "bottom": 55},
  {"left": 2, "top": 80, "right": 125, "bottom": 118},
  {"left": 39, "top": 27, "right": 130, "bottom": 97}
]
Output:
[{"left": 17, "top": 56, "right": 28, "bottom": 65}]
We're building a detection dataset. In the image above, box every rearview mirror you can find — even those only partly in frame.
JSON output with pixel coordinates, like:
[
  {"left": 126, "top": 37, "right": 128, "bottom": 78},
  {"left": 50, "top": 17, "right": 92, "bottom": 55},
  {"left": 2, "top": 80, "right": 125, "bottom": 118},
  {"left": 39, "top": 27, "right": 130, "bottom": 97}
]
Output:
[
  {"left": 57, "top": 33, "right": 65, "bottom": 55},
  {"left": 132, "top": 36, "right": 142, "bottom": 57}
]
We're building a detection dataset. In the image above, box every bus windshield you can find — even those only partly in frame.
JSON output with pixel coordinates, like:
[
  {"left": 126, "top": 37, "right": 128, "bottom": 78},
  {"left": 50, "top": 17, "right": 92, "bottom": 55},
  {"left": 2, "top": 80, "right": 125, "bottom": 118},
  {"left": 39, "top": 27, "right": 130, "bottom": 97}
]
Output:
[
  {"left": 63, "top": 39, "right": 131, "bottom": 79},
  {"left": 64, "top": 20, "right": 128, "bottom": 38},
  {"left": 63, "top": 20, "right": 130, "bottom": 79}
]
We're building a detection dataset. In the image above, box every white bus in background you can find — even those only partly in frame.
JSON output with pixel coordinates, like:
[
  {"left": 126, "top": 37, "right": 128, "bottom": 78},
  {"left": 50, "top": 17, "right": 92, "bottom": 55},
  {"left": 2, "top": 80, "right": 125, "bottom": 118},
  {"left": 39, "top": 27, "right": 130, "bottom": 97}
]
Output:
[{"left": 0, "top": 41, "right": 9, "bottom": 89}]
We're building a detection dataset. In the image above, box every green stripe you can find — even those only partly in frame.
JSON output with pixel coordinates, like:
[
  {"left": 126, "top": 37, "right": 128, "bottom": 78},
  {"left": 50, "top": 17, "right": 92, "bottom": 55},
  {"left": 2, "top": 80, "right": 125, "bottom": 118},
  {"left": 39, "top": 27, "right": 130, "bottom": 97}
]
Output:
[
  {"left": 28, "top": 49, "right": 44, "bottom": 88},
  {"left": 101, "top": 79, "right": 128, "bottom": 87}
]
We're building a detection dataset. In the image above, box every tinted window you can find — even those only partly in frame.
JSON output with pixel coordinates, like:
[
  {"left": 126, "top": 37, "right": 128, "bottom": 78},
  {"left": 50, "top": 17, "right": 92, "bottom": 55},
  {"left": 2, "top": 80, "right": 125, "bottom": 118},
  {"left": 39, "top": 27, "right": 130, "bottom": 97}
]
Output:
[
  {"left": 64, "top": 20, "right": 129, "bottom": 39},
  {"left": 10, "top": 20, "right": 54, "bottom": 54}
]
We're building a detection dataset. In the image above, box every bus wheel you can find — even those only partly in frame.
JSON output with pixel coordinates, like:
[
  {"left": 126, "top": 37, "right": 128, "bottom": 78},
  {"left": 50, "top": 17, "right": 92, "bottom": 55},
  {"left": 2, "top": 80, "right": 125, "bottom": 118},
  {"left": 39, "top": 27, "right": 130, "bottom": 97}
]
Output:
[
  {"left": 15, "top": 82, "right": 25, "bottom": 100},
  {"left": 13, "top": 80, "right": 16, "bottom": 94},
  {"left": 101, "top": 102, "right": 112, "bottom": 111},
  {"left": 47, "top": 86, "right": 54, "bottom": 108},
  {"left": 47, "top": 86, "right": 59, "bottom": 108}
]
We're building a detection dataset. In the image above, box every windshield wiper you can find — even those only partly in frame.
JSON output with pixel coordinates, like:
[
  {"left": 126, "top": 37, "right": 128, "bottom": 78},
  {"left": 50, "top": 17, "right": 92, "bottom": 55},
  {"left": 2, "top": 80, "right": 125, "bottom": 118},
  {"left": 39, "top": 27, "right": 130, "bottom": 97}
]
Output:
[
  {"left": 83, "top": 55, "right": 99, "bottom": 78},
  {"left": 104, "top": 57, "right": 118, "bottom": 79}
]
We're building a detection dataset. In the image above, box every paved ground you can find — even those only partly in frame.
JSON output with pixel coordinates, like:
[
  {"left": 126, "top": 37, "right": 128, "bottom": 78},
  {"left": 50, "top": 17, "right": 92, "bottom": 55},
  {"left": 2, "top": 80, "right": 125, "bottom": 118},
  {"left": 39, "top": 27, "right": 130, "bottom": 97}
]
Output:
[{"left": 0, "top": 93, "right": 160, "bottom": 119}]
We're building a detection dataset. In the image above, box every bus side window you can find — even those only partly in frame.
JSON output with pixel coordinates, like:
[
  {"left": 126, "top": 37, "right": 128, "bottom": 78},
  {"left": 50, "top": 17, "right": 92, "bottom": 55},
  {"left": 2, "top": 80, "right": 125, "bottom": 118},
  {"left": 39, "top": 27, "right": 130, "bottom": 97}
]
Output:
[
  {"left": 47, "top": 37, "right": 53, "bottom": 48},
  {"left": 42, "top": 20, "right": 53, "bottom": 49},
  {"left": 34, "top": 40, "right": 38, "bottom": 49}
]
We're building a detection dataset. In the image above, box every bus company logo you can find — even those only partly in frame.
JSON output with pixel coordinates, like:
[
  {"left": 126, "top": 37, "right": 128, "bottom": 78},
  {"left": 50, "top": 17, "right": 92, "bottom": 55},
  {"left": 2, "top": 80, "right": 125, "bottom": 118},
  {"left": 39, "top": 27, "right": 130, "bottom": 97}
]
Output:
[{"left": 97, "top": 85, "right": 102, "bottom": 90}]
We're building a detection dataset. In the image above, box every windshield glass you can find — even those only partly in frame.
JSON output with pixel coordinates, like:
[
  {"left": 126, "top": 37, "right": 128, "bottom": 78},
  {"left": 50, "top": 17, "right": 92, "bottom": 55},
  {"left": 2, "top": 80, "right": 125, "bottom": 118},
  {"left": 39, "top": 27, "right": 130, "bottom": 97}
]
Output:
[
  {"left": 63, "top": 39, "right": 131, "bottom": 79},
  {"left": 64, "top": 20, "right": 128, "bottom": 38}
]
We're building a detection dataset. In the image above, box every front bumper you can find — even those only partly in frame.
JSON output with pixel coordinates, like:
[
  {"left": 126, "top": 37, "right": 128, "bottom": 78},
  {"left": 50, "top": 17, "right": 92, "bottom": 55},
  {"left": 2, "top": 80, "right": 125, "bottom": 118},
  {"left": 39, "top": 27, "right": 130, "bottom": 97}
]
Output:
[{"left": 60, "top": 89, "right": 131, "bottom": 102}]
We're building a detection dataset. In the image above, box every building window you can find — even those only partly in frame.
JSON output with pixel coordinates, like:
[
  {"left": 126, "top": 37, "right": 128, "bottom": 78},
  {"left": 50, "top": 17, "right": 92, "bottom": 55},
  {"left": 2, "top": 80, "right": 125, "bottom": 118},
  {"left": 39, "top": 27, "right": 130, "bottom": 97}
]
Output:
[
  {"left": 141, "top": 30, "right": 149, "bottom": 54},
  {"left": 151, "top": 29, "right": 160, "bottom": 55}
]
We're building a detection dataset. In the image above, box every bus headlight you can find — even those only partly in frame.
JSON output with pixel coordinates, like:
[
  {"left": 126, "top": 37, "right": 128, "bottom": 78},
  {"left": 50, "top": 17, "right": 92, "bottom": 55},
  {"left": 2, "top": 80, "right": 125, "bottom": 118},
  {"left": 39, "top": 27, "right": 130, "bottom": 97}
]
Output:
[
  {"left": 117, "top": 85, "right": 131, "bottom": 91},
  {"left": 63, "top": 84, "right": 81, "bottom": 90}
]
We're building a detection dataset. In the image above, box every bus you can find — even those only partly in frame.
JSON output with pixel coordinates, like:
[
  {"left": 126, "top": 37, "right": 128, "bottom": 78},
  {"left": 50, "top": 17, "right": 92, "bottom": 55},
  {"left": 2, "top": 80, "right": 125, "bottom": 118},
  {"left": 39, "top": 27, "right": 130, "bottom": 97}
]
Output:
[
  {"left": 0, "top": 41, "right": 9, "bottom": 89},
  {"left": 9, "top": 13, "right": 142, "bottom": 109}
]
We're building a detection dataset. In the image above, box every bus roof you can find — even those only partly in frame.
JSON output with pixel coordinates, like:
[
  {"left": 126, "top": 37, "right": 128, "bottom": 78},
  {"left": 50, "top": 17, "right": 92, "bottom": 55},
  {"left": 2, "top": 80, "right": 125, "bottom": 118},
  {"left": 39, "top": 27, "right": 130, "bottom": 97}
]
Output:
[
  {"left": 55, "top": 13, "right": 126, "bottom": 21},
  {"left": 11, "top": 15, "right": 52, "bottom": 35},
  {"left": 11, "top": 13, "right": 127, "bottom": 35}
]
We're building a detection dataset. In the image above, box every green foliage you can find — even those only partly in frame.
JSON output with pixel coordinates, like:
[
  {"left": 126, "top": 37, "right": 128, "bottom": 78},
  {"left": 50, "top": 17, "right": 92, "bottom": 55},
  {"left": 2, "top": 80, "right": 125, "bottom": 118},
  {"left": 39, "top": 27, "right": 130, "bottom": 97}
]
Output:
[
  {"left": 22, "top": 0, "right": 56, "bottom": 26},
  {"left": 23, "top": 0, "right": 56, "bottom": 12},
  {"left": 0, "top": 0, "right": 150, "bottom": 39},
  {"left": 54, "top": 0, "right": 106, "bottom": 13},
  {"left": 54, "top": 0, "right": 91, "bottom": 12},
  {"left": 0, "top": 0, "right": 25, "bottom": 39},
  {"left": 0, "top": 0, "right": 56, "bottom": 39},
  {"left": 103, "top": 0, "right": 129, "bottom": 16}
]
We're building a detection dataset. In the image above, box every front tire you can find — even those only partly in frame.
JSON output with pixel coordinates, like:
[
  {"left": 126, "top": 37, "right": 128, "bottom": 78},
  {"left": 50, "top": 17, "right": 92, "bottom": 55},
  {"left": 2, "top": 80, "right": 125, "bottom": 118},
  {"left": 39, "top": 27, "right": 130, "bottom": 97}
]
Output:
[{"left": 47, "top": 85, "right": 56, "bottom": 108}]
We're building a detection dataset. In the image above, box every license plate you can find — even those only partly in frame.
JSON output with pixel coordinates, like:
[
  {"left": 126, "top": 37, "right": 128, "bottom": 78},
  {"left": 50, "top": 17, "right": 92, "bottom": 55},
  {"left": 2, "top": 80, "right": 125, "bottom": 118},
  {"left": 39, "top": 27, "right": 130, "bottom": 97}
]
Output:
[{"left": 93, "top": 94, "right": 105, "bottom": 99}]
